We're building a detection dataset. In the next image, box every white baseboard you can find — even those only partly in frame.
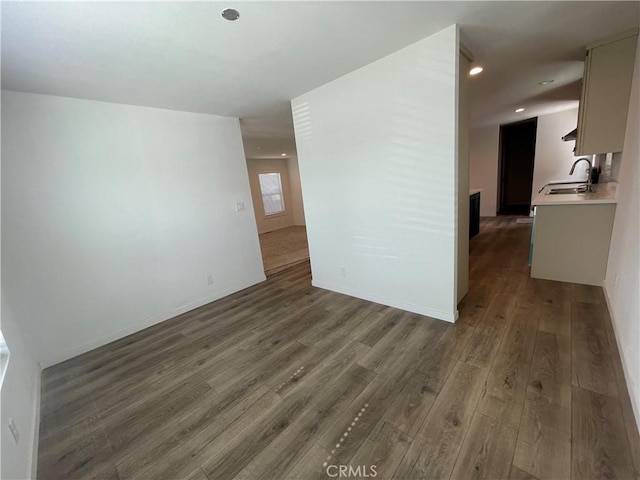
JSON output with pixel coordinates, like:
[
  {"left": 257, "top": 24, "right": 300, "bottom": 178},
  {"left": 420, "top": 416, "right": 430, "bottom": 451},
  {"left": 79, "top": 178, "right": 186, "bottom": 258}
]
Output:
[
  {"left": 40, "top": 274, "right": 266, "bottom": 369},
  {"left": 602, "top": 283, "right": 640, "bottom": 433},
  {"left": 312, "top": 280, "right": 457, "bottom": 323}
]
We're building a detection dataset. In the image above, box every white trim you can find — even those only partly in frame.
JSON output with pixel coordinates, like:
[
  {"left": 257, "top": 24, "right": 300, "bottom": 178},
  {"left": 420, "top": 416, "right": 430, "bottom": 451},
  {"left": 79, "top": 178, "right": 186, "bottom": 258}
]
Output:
[
  {"left": 0, "top": 330, "right": 9, "bottom": 388},
  {"left": 586, "top": 28, "right": 639, "bottom": 50},
  {"left": 312, "top": 280, "right": 458, "bottom": 323},
  {"left": 39, "top": 274, "right": 266, "bottom": 368},
  {"left": 603, "top": 283, "right": 640, "bottom": 433},
  {"left": 30, "top": 364, "right": 42, "bottom": 480}
]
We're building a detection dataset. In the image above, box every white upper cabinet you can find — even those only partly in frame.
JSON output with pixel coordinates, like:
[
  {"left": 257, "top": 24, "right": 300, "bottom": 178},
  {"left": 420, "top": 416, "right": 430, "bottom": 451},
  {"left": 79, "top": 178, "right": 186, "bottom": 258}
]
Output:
[{"left": 576, "top": 30, "right": 638, "bottom": 155}]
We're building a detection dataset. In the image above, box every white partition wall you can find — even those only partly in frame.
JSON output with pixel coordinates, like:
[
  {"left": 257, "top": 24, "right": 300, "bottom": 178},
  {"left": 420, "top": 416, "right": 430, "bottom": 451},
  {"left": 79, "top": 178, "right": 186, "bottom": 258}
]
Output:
[
  {"left": 604, "top": 33, "right": 640, "bottom": 431},
  {"left": 292, "top": 25, "right": 461, "bottom": 322},
  {"left": 457, "top": 52, "right": 470, "bottom": 304}
]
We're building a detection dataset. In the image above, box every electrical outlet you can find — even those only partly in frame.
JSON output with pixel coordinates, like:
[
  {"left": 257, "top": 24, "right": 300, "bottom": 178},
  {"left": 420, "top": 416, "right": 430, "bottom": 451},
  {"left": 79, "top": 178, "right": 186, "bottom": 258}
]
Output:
[
  {"left": 206, "top": 275, "right": 214, "bottom": 285},
  {"left": 340, "top": 267, "right": 346, "bottom": 278},
  {"left": 8, "top": 418, "right": 19, "bottom": 444}
]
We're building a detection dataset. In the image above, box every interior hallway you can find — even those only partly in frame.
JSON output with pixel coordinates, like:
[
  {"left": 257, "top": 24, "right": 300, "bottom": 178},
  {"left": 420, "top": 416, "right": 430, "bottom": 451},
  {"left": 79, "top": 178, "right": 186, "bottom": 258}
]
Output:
[
  {"left": 37, "top": 217, "right": 640, "bottom": 480},
  {"left": 259, "top": 225, "right": 309, "bottom": 276}
]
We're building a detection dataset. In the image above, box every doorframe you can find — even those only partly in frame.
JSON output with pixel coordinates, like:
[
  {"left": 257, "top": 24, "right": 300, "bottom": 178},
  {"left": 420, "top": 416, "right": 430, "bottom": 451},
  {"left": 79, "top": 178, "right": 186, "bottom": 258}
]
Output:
[{"left": 497, "top": 117, "right": 538, "bottom": 215}]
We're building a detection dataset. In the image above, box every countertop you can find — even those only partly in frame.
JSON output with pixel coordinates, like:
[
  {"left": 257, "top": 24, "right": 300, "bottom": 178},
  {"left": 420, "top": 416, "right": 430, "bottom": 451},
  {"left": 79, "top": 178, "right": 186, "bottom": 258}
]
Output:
[{"left": 532, "top": 182, "right": 618, "bottom": 206}]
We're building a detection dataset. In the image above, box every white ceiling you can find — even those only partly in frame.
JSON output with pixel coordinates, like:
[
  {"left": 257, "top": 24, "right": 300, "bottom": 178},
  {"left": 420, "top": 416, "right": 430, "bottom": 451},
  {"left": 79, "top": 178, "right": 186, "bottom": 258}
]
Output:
[{"left": 2, "top": 2, "right": 639, "bottom": 159}]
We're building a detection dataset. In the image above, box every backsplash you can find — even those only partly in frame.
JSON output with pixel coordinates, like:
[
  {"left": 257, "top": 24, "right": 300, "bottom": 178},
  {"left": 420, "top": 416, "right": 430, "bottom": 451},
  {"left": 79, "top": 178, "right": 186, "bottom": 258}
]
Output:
[
  {"left": 610, "top": 152, "right": 623, "bottom": 181},
  {"left": 598, "top": 151, "right": 623, "bottom": 183}
]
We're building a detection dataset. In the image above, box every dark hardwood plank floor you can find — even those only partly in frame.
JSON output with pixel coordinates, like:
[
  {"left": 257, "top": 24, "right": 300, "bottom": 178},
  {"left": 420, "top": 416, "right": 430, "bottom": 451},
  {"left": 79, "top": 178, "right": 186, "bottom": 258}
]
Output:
[{"left": 37, "top": 216, "right": 640, "bottom": 480}]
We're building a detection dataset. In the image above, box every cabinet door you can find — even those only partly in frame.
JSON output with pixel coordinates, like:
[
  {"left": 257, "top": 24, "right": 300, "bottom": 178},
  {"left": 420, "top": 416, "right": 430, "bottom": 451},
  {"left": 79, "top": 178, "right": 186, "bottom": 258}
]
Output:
[{"left": 576, "top": 33, "right": 637, "bottom": 155}]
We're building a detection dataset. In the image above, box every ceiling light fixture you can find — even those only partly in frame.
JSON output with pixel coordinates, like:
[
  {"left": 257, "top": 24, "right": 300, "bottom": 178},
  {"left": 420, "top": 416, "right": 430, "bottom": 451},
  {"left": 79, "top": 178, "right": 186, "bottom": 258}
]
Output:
[
  {"left": 221, "top": 8, "right": 240, "bottom": 21},
  {"left": 515, "top": 107, "right": 525, "bottom": 113},
  {"left": 281, "top": 153, "right": 287, "bottom": 157},
  {"left": 538, "top": 80, "right": 554, "bottom": 85},
  {"left": 469, "top": 66, "right": 484, "bottom": 76}
]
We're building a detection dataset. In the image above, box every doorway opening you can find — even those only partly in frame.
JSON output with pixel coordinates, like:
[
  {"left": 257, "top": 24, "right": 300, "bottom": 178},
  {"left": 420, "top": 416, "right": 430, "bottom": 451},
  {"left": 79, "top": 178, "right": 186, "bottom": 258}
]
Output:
[
  {"left": 240, "top": 114, "right": 310, "bottom": 276},
  {"left": 498, "top": 117, "right": 538, "bottom": 215},
  {"left": 247, "top": 159, "right": 309, "bottom": 275}
]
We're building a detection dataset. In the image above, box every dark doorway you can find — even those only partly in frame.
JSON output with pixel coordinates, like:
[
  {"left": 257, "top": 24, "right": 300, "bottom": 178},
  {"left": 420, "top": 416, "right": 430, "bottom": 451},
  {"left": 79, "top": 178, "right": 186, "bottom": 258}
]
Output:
[{"left": 498, "top": 118, "right": 537, "bottom": 215}]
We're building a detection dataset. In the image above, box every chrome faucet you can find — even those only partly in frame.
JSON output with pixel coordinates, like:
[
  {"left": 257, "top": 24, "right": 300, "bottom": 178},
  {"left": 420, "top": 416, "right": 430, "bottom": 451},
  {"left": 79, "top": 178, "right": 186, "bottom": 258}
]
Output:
[{"left": 569, "top": 157, "right": 593, "bottom": 191}]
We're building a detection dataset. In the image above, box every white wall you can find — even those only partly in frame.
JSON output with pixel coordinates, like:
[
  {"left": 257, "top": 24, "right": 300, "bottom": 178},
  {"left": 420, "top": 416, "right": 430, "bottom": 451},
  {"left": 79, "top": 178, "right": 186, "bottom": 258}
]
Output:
[
  {"left": 457, "top": 52, "right": 470, "bottom": 303},
  {"left": 292, "top": 25, "right": 460, "bottom": 322},
  {"left": 604, "top": 35, "right": 640, "bottom": 430},
  {"left": 530, "top": 108, "right": 582, "bottom": 203},
  {"left": 2, "top": 91, "right": 265, "bottom": 369},
  {"left": 2, "top": 113, "right": 43, "bottom": 478},
  {"left": 0, "top": 301, "right": 41, "bottom": 480},
  {"left": 287, "top": 157, "right": 306, "bottom": 226},
  {"left": 469, "top": 125, "right": 499, "bottom": 216},
  {"left": 1, "top": 86, "right": 42, "bottom": 480},
  {"left": 246, "top": 158, "right": 295, "bottom": 233}
]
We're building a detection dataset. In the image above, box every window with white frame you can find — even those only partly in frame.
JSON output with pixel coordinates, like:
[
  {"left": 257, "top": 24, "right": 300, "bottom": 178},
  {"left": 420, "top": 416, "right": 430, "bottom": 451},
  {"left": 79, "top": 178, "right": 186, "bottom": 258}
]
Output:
[{"left": 258, "top": 172, "right": 285, "bottom": 216}]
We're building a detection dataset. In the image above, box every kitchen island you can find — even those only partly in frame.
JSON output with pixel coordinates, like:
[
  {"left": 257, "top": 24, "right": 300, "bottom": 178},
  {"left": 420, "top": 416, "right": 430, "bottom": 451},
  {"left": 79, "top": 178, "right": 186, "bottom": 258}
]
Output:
[{"left": 530, "top": 182, "right": 617, "bottom": 286}]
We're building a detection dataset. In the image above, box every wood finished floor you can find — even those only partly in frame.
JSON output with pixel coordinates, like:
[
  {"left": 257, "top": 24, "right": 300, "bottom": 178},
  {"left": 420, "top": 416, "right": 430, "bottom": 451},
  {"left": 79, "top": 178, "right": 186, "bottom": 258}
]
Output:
[{"left": 38, "top": 216, "right": 640, "bottom": 480}]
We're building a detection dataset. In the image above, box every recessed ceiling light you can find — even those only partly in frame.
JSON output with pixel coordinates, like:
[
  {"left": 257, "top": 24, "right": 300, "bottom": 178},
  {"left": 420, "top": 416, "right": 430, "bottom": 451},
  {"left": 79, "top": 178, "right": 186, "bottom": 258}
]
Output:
[
  {"left": 515, "top": 107, "right": 525, "bottom": 113},
  {"left": 469, "top": 66, "right": 484, "bottom": 76},
  {"left": 538, "top": 80, "right": 554, "bottom": 85},
  {"left": 281, "top": 153, "right": 287, "bottom": 157},
  {"left": 221, "top": 8, "right": 240, "bottom": 21}
]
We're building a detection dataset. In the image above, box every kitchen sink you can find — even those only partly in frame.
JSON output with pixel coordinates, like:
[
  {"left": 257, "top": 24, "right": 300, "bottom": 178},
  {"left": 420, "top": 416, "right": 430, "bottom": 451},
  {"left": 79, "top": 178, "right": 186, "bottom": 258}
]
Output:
[{"left": 546, "top": 185, "right": 592, "bottom": 195}]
